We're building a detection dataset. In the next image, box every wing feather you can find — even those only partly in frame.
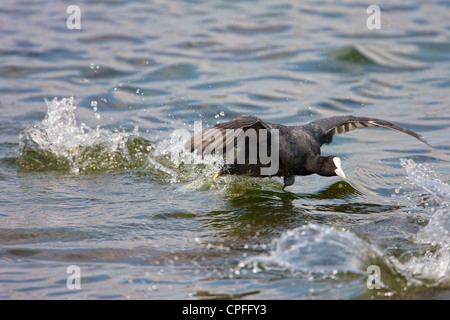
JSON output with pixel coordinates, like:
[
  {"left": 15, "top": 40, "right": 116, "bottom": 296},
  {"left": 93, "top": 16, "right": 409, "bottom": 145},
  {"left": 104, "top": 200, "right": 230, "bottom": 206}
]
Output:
[
  {"left": 185, "top": 115, "right": 272, "bottom": 155},
  {"left": 307, "top": 115, "right": 430, "bottom": 146}
]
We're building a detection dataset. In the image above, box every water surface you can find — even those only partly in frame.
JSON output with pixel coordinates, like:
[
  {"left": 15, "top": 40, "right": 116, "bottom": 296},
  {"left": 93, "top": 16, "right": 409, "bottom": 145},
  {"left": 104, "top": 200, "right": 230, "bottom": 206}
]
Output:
[{"left": 1, "top": 0, "right": 449, "bottom": 299}]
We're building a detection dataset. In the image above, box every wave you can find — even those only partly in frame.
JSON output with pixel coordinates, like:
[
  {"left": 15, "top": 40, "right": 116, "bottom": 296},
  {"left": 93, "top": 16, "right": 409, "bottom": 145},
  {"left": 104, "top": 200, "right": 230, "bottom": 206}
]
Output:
[
  {"left": 17, "top": 97, "right": 151, "bottom": 174},
  {"left": 238, "top": 224, "right": 383, "bottom": 279},
  {"left": 333, "top": 44, "right": 425, "bottom": 70},
  {"left": 392, "top": 159, "right": 450, "bottom": 287},
  {"left": 238, "top": 158, "right": 449, "bottom": 292},
  {"left": 15, "top": 97, "right": 261, "bottom": 191}
]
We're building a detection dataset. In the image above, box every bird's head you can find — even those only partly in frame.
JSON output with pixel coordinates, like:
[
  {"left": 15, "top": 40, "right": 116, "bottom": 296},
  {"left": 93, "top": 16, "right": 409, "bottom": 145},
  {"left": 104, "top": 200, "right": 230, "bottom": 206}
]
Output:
[{"left": 323, "top": 156, "right": 346, "bottom": 179}]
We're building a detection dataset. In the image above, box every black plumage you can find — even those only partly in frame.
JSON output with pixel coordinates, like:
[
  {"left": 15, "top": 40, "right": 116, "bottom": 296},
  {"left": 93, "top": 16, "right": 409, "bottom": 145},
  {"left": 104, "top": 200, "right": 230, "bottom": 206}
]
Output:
[{"left": 185, "top": 115, "right": 430, "bottom": 189}]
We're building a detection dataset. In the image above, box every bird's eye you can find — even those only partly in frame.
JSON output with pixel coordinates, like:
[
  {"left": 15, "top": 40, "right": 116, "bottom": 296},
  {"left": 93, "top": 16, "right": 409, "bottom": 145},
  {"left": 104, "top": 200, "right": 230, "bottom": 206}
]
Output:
[{"left": 328, "top": 162, "right": 332, "bottom": 165}]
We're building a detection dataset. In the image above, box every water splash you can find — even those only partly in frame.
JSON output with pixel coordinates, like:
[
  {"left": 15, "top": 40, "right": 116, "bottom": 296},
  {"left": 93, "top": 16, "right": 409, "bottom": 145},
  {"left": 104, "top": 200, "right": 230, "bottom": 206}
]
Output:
[
  {"left": 237, "top": 159, "right": 449, "bottom": 292},
  {"left": 146, "top": 121, "right": 282, "bottom": 192},
  {"left": 238, "top": 224, "right": 383, "bottom": 279},
  {"left": 16, "top": 97, "right": 266, "bottom": 192},
  {"left": 393, "top": 159, "right": 450, "bottom": 287},
  {"left": 17, "top": 97, "right": 151, "bottom": 174},
  {"left": 400, "top": 158, "right": 450, "bottom": 203}
]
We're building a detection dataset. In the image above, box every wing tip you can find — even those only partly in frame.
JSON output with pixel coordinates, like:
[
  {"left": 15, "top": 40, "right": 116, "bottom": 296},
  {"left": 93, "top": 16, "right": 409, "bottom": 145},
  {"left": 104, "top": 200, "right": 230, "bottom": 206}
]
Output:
[{"left": 321, "top": 116, "right": 432, "bottom": 148}]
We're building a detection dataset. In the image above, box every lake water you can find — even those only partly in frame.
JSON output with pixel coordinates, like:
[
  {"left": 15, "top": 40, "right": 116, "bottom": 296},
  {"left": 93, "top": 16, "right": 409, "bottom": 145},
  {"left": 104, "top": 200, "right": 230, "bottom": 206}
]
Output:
[{"left": 1, "top": 0, "right": 449, "bottom": 299}]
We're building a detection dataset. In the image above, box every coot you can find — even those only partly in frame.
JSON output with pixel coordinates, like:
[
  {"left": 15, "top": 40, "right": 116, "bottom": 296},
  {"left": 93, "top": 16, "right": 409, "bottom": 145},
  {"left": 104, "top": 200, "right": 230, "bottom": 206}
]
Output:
[{"left": 185, "top": 115, "right": 430, "bottom": 189}]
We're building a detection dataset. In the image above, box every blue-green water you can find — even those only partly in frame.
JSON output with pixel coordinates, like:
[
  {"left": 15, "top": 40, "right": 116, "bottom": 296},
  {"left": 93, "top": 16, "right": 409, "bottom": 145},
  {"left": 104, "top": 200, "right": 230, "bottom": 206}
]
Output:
[{"left": 1, "top": 0, "right": 449, "bottom": 299}]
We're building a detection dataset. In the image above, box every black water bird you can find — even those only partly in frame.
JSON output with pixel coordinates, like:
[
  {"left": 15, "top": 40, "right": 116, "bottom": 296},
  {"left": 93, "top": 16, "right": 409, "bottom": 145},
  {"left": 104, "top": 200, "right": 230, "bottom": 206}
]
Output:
[{"left": 186, "top": 115, "right": 430, "bottom": 189}]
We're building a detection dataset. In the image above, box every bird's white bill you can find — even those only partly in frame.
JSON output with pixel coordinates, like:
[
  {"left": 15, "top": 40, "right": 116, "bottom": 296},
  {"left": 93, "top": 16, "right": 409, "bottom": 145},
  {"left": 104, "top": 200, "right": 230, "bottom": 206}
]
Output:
[{"left": 333, "top": 157, "right": 346, "bottom": 179}]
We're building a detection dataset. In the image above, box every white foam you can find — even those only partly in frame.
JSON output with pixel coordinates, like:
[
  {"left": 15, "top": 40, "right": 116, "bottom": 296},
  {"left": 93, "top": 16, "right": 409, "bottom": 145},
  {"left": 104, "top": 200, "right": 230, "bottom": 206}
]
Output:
[
  {"left": 237, "top": 159, "right": 450, "bottom": 289},
  {"left": 392, "top": 159, "right": 450, "bottom": 286},
  {"left": 18, "top": 97, "right": 143, "bottom": 173},
  {"left": 238, "top": 224, "right": 382, "bottom": 279}
]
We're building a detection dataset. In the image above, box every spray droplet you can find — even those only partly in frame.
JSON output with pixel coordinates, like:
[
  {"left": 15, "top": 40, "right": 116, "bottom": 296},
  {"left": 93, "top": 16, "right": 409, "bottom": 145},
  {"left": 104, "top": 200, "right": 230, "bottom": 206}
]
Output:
[{"left": 90, "top": 100, "right": 98, "bottom": 112}]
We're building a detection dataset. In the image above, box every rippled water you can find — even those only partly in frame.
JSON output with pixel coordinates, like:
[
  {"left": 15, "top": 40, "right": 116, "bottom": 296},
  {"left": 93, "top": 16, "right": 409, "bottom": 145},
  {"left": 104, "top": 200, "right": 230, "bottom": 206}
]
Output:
[{"left": 1, "top": 0, "right": 449, "bottom": 299}]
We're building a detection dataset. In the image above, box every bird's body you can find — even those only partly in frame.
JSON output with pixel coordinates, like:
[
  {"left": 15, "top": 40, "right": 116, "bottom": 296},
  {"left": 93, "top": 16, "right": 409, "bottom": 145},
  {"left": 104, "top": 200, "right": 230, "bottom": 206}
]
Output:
[{"left": 185, "top": 115, "right": 429, "bottom": 189}]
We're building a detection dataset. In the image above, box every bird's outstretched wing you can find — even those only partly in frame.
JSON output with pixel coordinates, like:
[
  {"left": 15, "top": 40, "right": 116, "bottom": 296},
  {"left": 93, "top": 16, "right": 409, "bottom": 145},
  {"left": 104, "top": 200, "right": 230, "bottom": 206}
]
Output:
[
  {"left": 306, "top": 115, "right": 430, "bottom": 147},
  {"left": 185, "top": 115, "right": 272, "bottom": 155}
]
